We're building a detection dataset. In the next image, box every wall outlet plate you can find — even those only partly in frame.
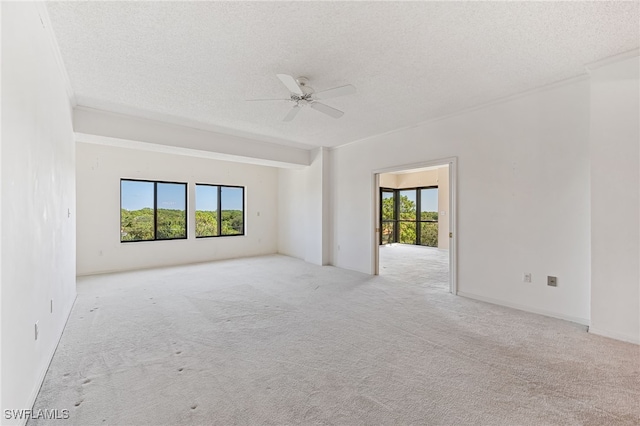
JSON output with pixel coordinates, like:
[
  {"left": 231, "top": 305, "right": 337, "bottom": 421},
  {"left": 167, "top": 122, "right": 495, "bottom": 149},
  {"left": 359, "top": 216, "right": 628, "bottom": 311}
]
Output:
[
  {"left": 548, "top": 276, "right": 558, "bottom": 287},
  {"left": 523, "top": 273, "right": 532, "bottom": 283}
]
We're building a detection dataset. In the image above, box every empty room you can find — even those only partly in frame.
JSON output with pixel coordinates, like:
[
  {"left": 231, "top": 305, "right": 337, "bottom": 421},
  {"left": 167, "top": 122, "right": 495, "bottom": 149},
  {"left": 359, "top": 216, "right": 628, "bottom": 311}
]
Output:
[{"left": 2, "top": 1, "right": 639, "bottom": 425}]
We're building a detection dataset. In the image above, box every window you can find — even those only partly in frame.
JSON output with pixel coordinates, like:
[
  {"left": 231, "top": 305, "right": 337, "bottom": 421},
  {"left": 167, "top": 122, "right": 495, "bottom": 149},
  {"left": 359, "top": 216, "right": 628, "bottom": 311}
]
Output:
[
  {"left": 419, "top": 188, "right": 438, "bottom": 247},
  {"left": 380, "top": 186, "right": 438, "bottom": 247},
  {"left": 195, "top": 184, "right": 244, "bottom": 238},
  {"left": 120, "top": 179, "right": 187, "bottom": 242},
  {"left": 398, "top": 189, "right": 417, "bottom": 244},
  {"left": 381, "top": 190, "right": 396, "bottom": 244}
]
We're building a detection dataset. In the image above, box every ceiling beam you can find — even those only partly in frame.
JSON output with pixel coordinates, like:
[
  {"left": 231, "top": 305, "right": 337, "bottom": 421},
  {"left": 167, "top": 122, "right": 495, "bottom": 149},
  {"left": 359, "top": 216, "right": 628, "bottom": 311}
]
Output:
[{"left": 73, "top": 107, "right": 310, "bottom": 168}]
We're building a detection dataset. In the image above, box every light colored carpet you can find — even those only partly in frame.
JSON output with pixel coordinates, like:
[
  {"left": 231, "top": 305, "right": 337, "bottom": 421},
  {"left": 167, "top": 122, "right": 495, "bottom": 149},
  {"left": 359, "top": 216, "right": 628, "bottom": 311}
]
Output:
[
  {"left": 379, "top": 244, "right": 449, "bottom": 290},
  {"left": 30, "top": 253, "right": 639, "bottom": 425}
]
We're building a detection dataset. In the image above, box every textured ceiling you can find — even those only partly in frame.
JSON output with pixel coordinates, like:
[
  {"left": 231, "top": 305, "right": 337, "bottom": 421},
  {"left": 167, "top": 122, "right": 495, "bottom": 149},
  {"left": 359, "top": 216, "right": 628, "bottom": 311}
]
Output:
[{"left": 47, "top": 1, "right": 639, "bottom": 149}]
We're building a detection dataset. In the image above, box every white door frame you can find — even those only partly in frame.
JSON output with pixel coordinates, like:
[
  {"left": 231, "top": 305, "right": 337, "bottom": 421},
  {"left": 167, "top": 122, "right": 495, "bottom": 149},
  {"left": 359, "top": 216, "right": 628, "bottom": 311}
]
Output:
[{"left": 371, "top": 157, "right": 458, "bottom": 295}]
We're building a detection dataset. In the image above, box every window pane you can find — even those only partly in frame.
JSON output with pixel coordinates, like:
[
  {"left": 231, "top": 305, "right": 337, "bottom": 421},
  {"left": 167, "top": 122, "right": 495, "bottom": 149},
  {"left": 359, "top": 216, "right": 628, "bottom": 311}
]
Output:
[
  {"left": 381, "top": 191, "right": 395, "bottom": 220},
  {"left": 399, "top": 190, "right": 416, "bottom": 220},
  {"left": 381, "top": 222, "right": 395, "bottom": 244},
  {"left": 121, "top": 180, "right": 154, "bottom": 242},
  {"left": 399, "top": 222, "right": 416, "bottom": 244},
  {"left": 156, "top": 183, "right": 186, "bottom": 240},
  {"left": 195, "top": 185, "right": 218, "bottom": 237},
  {"left": 221, "top": 186, "right": 244, "bottom": 236},
  {"left": 420, "top": 188, "right": 438, "bottom": 221},
  {"left": 419, "top": 222, "right": 438, "bottom": 247}
]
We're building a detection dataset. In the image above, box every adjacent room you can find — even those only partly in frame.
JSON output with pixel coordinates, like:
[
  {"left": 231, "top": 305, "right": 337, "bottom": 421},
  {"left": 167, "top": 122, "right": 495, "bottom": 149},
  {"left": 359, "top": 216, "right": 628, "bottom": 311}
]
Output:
[
  {"left": 2, "top": 2, "right": 639, "bottom": 425},
  {"left": 378, "top": 165, "right": 451, "bottom": 292}
]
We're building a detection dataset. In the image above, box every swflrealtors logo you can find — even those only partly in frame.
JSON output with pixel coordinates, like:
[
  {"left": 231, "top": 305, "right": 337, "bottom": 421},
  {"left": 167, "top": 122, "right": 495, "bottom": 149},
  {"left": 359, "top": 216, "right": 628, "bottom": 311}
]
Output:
[{"left": 4, "top": 409, "right": 70, "bottom": 420}]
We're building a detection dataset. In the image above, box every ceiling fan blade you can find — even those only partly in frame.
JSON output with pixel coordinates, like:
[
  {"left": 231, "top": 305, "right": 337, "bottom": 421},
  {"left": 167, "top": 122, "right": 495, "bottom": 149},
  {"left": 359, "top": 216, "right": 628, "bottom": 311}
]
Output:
[
  {"left": 310, "top": 102, "right": 344, "bottom": 119},
  {"left": 314, "top": 84, "right": 356, "bottom": 100},
  {"left": 246, "top": 98, "right": 289, "bottom": 102},
  {"left": 283, "top": 105, "right": 301, "bottom": 122},
  {"left": 276, "top": 74, "right": 304, "bottom": 96}
]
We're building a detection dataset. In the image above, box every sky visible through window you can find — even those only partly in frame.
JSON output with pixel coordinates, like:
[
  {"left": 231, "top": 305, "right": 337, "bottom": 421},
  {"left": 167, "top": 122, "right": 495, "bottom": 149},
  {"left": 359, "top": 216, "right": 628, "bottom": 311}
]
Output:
[
  {"left": 196, "top": 185, "right": 217, "bottom": 211},
  {"left": 221, "top": 187, "right": 243, "bottom": 210},
  {"left": 397, "top": 188, "right": 437, "bottom": 212},
  {"left": 157, "top": 183, "right": 186, "bottom": 210},
  {"left": 196, "top": 185, "right": 243, "bottom": 211},
  {"left": 121, "top": 181, "right": 153, "bottom": 211},
  {"left": 122, "top": 182, "right": 243, "bottom": 212},
  {"left": 121, "top": 181, "right": 186, "bottom": 211},
  {"left": 421, "top": 188, "right": 438, "bottom": 212}
]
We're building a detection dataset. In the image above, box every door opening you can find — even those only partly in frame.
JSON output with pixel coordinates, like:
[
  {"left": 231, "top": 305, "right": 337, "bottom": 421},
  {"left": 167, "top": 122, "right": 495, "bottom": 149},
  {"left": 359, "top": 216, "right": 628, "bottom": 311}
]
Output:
[{"left": 373, "top": 159, "right": 457, "bottom": 294}]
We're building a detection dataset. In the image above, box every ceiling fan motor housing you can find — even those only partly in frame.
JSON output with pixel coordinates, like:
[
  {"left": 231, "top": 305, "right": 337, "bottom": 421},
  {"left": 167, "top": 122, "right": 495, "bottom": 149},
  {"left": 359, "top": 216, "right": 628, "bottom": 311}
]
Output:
[
  {"left": 248, "top": 73, "right": 354, "bottom": 121},
  {"left": 295, "top": 77, "right": 315, "bottom": 95}
]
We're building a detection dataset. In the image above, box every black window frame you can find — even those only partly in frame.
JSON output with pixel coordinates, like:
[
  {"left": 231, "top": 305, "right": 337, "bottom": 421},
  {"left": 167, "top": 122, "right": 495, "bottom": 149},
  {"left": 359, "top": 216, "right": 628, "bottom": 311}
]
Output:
[
  {"left": 120, "top": 178, "right": 188, "bottom": 243},
  {"left": 380, "top": 185, "right": 439, "bottom": 247},
  {"left": 380, "top": 188, "right": 397, "bottom": 245},
  {"left": 195, "top": 183, "right": 245, "bottom": 238}
]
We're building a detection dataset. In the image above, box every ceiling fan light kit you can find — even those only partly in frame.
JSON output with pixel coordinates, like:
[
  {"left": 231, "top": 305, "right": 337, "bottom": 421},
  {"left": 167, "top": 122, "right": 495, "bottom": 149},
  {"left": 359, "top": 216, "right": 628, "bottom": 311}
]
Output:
[{"left": 247, "top": 74, "right": 356, "bottom": 122}]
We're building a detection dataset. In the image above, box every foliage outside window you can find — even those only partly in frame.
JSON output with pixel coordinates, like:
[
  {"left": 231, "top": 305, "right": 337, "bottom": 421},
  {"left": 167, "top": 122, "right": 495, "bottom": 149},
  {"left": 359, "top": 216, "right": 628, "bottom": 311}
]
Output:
[
  {"left": 196, "top": 184, "right": 244, "bottom": 238},
  {"left": 121, "top": 179, "right": 187, "bottom": 242},
  {"left": 381, "top": 190, "right": 396, "bottom": 244},
  {"left": 380, "top": 186, "right": 438, "bottom": 247}
]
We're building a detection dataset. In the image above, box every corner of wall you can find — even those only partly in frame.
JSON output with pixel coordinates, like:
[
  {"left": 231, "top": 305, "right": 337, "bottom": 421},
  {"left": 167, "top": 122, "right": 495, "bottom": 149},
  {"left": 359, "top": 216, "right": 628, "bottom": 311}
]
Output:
[
  {"left": 588, "top": 52, "right": 640, "bottom": 345},
  {"left": 1, "top": 3, "right": 77, "bottom": 421}
]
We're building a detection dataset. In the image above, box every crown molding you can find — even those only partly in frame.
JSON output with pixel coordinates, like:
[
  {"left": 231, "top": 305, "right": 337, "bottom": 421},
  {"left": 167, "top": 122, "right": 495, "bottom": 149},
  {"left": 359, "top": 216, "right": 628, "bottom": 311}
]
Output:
[
  {"left": 585, "top": 48, "right": 640, "bottom": 73},
  {"left": 331, "top": 73, "right": 590, "bottom": 151},
  {"left": 34, "top": 2, "right": 77, "bottom": 107}
]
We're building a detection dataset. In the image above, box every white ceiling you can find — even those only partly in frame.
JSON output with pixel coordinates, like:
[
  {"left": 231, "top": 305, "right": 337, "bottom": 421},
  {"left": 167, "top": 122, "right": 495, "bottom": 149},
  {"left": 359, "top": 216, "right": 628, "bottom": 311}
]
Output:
[{"left": 47, "top": 1, "right": 639, "bottom": 149}]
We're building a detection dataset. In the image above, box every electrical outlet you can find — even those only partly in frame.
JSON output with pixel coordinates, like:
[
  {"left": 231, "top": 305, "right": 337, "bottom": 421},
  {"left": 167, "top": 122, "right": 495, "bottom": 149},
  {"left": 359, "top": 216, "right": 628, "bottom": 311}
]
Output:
[
  {"left": 523, "top": 273, "right": 532, "bottom": 283},
  {"left": 548, "top": 276, "right": 558, "bottom": 287},
  {"left": 35, "top": 321, "right": 39, "bottom": 340}
]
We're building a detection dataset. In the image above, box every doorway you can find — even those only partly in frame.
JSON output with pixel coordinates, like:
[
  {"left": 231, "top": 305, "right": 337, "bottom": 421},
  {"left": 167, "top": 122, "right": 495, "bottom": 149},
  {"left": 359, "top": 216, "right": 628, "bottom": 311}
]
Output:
[{"left": 372, "top": 158, "right": 457, "bottom": 294}]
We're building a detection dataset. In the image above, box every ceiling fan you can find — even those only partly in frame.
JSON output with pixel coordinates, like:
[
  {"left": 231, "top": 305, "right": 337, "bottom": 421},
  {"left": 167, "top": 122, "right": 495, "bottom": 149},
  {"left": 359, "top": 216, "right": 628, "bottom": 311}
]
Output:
[{"left": 247, "top": 74, "right": 356, "bottom": 122}]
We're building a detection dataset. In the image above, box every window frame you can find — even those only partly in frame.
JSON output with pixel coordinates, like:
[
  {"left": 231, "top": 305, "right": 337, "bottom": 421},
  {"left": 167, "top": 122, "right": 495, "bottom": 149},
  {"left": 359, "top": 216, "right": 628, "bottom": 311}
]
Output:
[
  {"left": 120, "top": 178, "right": 188, "bottom": 243},
  {"left": 195, "top": 183, "right": 245, "bottom": 238},
  {"left": 379, "top": 185, "right": 438, "bottom": 247}
]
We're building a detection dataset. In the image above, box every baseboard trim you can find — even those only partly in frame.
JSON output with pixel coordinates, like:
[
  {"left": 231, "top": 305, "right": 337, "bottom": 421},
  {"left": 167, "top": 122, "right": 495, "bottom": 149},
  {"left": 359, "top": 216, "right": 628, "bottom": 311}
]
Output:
[
  {"left": 588, "top": 327, "right": 640, "bottom": 345},
  {"left": 457, "top": 291, "right": 589, "bottom": 326},
  {"left": 76, "top": 252, "right": 280, "bottom": 277},
  {"left": 18, "top": 294, "right": 77, "bottom": 426}
]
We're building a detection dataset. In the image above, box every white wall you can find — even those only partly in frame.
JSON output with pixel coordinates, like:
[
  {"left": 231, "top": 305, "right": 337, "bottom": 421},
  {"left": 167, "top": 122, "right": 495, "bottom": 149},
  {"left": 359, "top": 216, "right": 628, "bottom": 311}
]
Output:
[
  {"left": 76, "top": 143, "right": 278, "bottom": 275},
  {"left": 396, "top": 170, "right": 439, "bottom": 188},
  {"left": 278, "top": 148, "right": 330, "bottom": 265},
  {"left": 1, "top": 3, "right": 76, "bottom": 423},
  {"left": 589, "top": 55, "right": 640, "bottom": 344},
  {"left": 331, "top": 78, "right": 592, "bottom": 324},
  {"left": 379, "top": 173, "right": 397, "bottom": 188},
  {"left": 278, "top": 167, "right": 308, "bottom": 260}
]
